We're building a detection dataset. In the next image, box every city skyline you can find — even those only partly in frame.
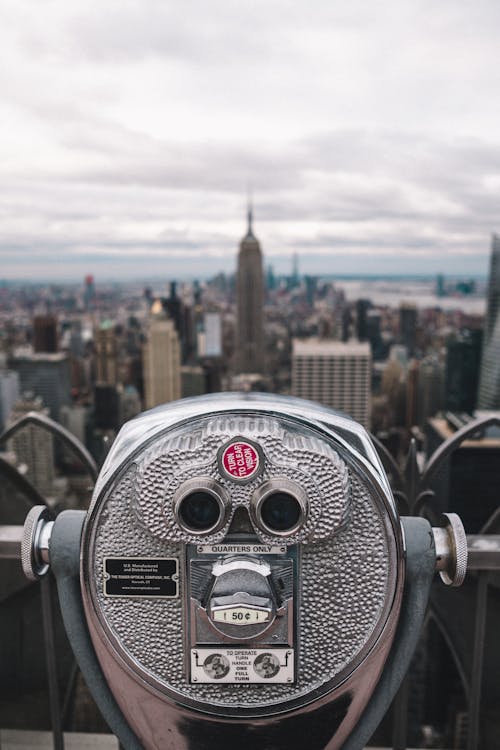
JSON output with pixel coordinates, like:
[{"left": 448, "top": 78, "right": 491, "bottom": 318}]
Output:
[{"left": 1, "top": 2, "right": 500, "bottom": 280}]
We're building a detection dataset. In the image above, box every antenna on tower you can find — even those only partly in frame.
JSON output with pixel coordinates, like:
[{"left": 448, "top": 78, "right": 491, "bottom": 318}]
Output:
[{"left": 246, "top": 183, "right": 253, "bottom": 236}]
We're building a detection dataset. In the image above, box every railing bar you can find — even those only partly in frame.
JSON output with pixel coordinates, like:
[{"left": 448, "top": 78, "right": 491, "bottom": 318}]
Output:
[
  {"left": 0, "top": 525, "right": 23, "bottom": 558},
  {"left": 0, "top": 411, "right": 98, "bottom": 481},
  {"left": 41, "top": 574, "right": 65, "bottom": 750},
  {"left": 419, "top": 415, "right": 500, "bottom": 492},
  {"left": 466, "top": 535, "right": 500, "bottom": 570},
  {"left": 467, "top": 573, "right": 488, "bottom": 750},
  {"left": 0, "top": 456, "right": 46, "bottom": 509}
]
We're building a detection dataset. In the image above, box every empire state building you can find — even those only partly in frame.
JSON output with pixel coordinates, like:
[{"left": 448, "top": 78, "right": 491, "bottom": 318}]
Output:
[{"left": 236, "top": 206, "right": 264, "bottom": 373}]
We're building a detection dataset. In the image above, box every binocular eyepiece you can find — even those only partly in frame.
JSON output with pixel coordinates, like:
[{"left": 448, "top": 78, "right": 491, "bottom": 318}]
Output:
[{"left": 22, "top": 393, "right": 467, "bottom": 750}]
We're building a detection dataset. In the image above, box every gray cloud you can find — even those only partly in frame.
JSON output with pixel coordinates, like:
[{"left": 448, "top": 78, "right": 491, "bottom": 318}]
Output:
[{"left": 1, "top": 0, "right": 500, "bottom": 279}]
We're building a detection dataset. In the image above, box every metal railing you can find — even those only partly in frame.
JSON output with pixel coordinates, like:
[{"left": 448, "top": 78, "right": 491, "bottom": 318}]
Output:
[
  {"left": 0, "top": 412, "right": 98, "bottom": 750},
  {"left": 0, "top": 412, "right": 499, "bottom": 749}
]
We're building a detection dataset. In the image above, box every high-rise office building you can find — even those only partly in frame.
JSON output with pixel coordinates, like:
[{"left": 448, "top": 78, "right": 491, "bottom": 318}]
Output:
[
  {"left": 181, "top": 365, "right": 207, "bottom": 398},
  {"left": 198, "top": 313, "right": 222, "bottom": 358},
  {"left": 236, "top": 207, "right": 264, "bottom": 373},
  {"left": 59, "top": 403, "right": 88, "bottom": 445},
  {"left": 0, "top": 370, "right": 20, "bottom": 432},
  {"left": 445, "top": 331, "right": 482, "bottom": 414},
  {"left": 94, "top": 384, "right": 121, "bottom": 431},
  {"left": 7, "top": 395, "right": 55, "bottom": 498},
  {"left": 84, "top": 274, "right": 96, "bottom": 310},
  {"left": 33, "top": 315, "right": 58, "bottom": 353},
  {"left": 478, "top": 234, "right": 500, "bottom": 408},
  {"left": 417, "top": 354, "right": 445, "bottom": 427},
  {"left": 366, "top": 310, "right": 385, "bottom": 360},
  {"left": 95, "top": 321, "right": 118, "bottom": 385},
  {"left": 399, "top": 303, "right": 418, "bottom": 357},
  {"left": 292, "top": 339, "right": 371, "bottom": 428},
  {"left": 143, "top": 313, "right": 181, "bottom": 409},
  {"left": 9, "top": 350, "right": 71, "bottom": 422},
  {"left": 119, "top": 385, "right": 142, "bottom": 424},
  {"left": 356, "top": 299, "right": 371, "bottom": 342}
]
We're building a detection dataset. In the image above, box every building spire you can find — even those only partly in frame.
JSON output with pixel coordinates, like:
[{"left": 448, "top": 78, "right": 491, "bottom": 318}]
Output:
[{"left": 245, "top": 184, "right": 255, "bottom": 239}]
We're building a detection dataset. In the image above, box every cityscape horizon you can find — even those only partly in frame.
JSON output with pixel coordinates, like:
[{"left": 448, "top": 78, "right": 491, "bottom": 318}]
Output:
[{"left": 0, "top": 247, "right": 494, "bottom": 284}]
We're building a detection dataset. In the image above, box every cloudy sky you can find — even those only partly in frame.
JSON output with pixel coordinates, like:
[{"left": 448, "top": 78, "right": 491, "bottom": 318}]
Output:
[{"left": 1, "top": 0, "right": 500, "bottom": 281}]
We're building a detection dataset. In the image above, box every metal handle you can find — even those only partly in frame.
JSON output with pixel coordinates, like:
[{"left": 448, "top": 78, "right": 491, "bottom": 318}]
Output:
[
  {"left": 21, "top": 505, "right": 54, "bottom": 580},
  {"left": 432, "top": 512, "right": 468, "bottom": 586}
]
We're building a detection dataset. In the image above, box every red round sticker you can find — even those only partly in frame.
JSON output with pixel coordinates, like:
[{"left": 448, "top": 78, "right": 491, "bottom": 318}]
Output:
[{"left": 221, "top": 441, "right": 260, "bottom": 481}]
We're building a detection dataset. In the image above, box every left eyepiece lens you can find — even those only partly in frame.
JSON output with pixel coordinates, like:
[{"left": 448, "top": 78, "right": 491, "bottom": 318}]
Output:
[
  {"left": 179, "top": 491, "right": 221, "bottom": 531},
  {"left": 173, "top": 478, "right": 229, "bottom": 535}
]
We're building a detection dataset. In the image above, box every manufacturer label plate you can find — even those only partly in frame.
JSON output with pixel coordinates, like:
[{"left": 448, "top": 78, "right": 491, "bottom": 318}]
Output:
[
  {"left": 190, "top": 648, "right": 294, "bottom": 684},
  {"left": 103, "top": 557, "right": 179, "bottom": 598}
]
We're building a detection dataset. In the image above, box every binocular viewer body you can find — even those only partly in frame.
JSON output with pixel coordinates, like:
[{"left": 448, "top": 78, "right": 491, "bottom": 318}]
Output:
[{"left": 23, "top": 393, "right": 465, "bottom": 750}]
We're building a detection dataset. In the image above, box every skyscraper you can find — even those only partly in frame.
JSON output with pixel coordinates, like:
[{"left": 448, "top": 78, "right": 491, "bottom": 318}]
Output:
[
  {"left": 84, "top": 274, "right": 96, "bottom": 310},
  {"left": 478, "top": 234, "right": 500, "bottom": 408},
  {"left": 33, "top": 315, "right": 58, "bottom": 353},
  {"left": 0, "top": 369, "right": 20, "bottom": 431},
  {"left": 399, "top": 303, "right": 417, "bottom": 357},
  {"left": 95, "top": 321, "right": 119, "bottom": 385},
  {"left": 356, "top": 299, "right": 371, "bottom": 342},
  {"left": 292, "top": 339, "right": 371, "bottom": 428},
  {"left": 236, "top": 206, "right": 264, "bottom": 373},
  {"left": 445, "top": 331, "right": 482, "bottom": 414},
  {"left": 9, "top": 350, "right": 71, "bottom": 422},
  {"left": 143, "top": 307, "right": 181, "bottom": 409}
]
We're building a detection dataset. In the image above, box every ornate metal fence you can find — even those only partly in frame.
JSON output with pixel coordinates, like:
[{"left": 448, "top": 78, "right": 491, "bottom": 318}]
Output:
[{"left": 0, "top": 412, "right": 499, "bottom": 749}]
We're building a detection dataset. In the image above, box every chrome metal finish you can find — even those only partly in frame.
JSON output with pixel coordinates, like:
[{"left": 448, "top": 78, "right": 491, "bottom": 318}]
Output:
[
  {"left": 250, "top": 477, "right": 308, "bottom": 537},
  {"left": 205, "top": 556, "right": 278, "bottom": 639},
  {"left": 39, "top": 520, "right": 54, "bottom": 564},
  {"left": 172, "top": 477, "right": 230, "bottom": 536},
  {"left": 0, "top": 525, "right": 23, "bottom": 559},
  {"left": 433, "top": 528, "right": 450, "bottom": 571},
  {"left": 433, "top": 512, "right": 468, "bottom": 586},
  {"left": 212, "top": 558, "right": 271, "bottom": 577},
  {"left": 81, "top": 394, "right": 403, "bottom": 731},
  {"left": 467, "top": 534, "right": 500, "bottom": 570},
  {"left": 21, "top": 505, "right": 53, "bottom": 580}
]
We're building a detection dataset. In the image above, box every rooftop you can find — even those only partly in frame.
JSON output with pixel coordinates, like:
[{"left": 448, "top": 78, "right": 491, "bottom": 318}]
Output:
[{"left": 292, "top": 338, "right": 371, "bottom": 356}]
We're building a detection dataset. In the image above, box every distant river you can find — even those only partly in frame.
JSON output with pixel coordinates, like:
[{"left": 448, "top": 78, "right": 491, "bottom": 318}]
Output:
[{"left": 337, "top": 279, "right": 486, "bottom": 314}]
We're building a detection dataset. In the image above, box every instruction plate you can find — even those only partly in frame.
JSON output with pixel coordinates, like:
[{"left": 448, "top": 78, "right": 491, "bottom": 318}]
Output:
[{"left": 190, "top": 647, "right": 294, "bottom": 684}]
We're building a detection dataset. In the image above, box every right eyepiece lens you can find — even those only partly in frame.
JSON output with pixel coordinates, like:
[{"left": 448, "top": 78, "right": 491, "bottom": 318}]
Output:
[
  {"left": 260, "top": 492, "right": 302, "bottom": 532},
  {"left": 179, "top": 491, "right": 221, "bottom": 532}
]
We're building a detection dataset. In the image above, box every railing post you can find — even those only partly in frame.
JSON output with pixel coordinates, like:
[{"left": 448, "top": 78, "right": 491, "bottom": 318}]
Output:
[
  {"left": 40, "top": 573, "right": 65, "bottom": 750},
  {"left": 467, "top": 572, "right": 488, "bottom": 750}
]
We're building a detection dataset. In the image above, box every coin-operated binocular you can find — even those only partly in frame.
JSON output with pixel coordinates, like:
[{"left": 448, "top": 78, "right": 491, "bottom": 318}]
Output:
[{"left": 22, "top": 394, "right": 467, "bottom": 750}]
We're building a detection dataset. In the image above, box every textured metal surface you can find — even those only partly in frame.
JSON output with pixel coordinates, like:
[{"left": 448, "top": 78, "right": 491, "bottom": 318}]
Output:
[
  {"left": 438, "top": 513, "right": 468, "bottom": 586},
  {"left": 85, "top": 412, "right": 397, "bottom": 712},
  {"left": 21, "top": 505, "right": 53, "bottom": 580},
  {"left": 131, "top": 415, "right": 352, "bottom": 546}
]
